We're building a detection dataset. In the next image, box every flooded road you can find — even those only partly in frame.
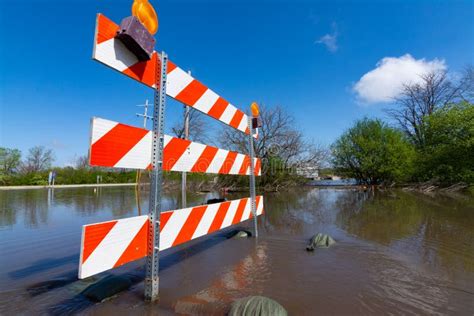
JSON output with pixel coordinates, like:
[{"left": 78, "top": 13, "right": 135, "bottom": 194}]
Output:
[{"left": 1, "top": 187, "right": 473, "bottom": 315}]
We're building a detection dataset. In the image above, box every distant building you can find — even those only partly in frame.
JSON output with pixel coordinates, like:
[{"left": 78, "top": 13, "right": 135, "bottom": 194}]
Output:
[{"left": 296, "top": 164, "right": 319, "bottom": 180}]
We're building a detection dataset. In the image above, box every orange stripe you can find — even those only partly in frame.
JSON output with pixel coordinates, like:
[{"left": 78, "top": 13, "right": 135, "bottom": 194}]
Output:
[
  {"left": 208, "top": 202, "right": 231, "bottom": 233},
  {"left": 254, "top": 159, "right": 261, "bottom": 176},
  {"left": 238, "top": 155, "right": 251, "bottom": 175},
  {"left": 113, "top": 221, "right": 148, "bottom": 268},
  {"left": 191, "top": 146, "right": 219, "bottom": 173},
  {"left": 208, "top": 97, "right": 229, "bottom": 119},
  {"left": 90, "top": 123, "right": 148, "bottom": 168},
  {"left": 96, "top": 14, "right": 119, "bottom": 44},
  {"left": 123, "top": 52, "right": 158, "bottom": 88},
  {"left": 229, "top": 111, "right": 244, "bottom": 129},
  {"left": 167, "top": 61, "right": 177, "bottom": 74},
  {"left": 256, "top": 196, "right": 264, "bottom": 214},
  {"left": 219, "top": 151, "right": 238, "bottom": 174},
  {"left": 82, "top": 221, "right": 117, "bottom": 263},
  {"left": 163, "top": 137, "right": 191, "bottom": 170},
  {"left": 245, "top": 127, "right": 250, "bottom": 135},
  {"left": 232, "top": 199, "right": 247, "bottom": 225},
  {"left": 172, "top": 206, "right": 208, "bottom": 246},
  {"left": 175, "top": 80, "right": 208, "bottom": 106},
  {"left": 160, "top": 211, "right": 173, "bottom": 231}
]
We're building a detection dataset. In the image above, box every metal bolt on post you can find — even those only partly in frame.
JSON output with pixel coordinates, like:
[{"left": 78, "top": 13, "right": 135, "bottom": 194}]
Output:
[
  {"left": 247, "top": 116, "right": 258, "bottom": 238},
  {"left": 145, "top": 51, "right": 168, "bottom": 302}
]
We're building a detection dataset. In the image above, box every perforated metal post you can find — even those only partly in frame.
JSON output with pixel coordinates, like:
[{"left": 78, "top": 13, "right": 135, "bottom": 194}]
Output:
[
  {"left": 145, "top": 51, "right": 168, "bottom": 302},
  {"left": 247, "top": 116, "right": 258, "bottom": 238}
]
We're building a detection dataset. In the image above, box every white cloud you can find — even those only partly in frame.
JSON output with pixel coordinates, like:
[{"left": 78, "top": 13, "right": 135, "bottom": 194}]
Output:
[
  {"left": 353, "top": 54, "right": 447, "bottom": 104},
  {"left": 316, "top": 23, "right": 338, "bottom": 53}
]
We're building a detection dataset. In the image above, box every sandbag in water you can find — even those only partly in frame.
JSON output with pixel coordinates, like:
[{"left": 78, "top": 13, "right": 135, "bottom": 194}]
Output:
[
  {"left": 229, "top": 296, "right": 287, "bottom": 316},
  {"left": 306, "top": 233, "right": 336, "bottom": 251},
  {"left": 81, "top": 275, "right": 132, "bottom": 302}
]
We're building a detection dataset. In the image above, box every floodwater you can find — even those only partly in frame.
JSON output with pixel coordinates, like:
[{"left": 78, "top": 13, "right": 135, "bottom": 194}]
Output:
[{"left": 1, "top": 187, "right": 473, "bottom": 315}]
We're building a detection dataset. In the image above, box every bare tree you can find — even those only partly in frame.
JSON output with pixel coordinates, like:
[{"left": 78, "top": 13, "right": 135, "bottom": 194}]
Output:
[
  {"left": 75, "top": 154, "right": 89, "bottom": 169},
  {"left": 221, "top": 105, "right": 328, "bottom": 174},
  {"left": 459, "top": 65, "right": 474, "bottom": 103},
  {"left": 22, "top": 146, "right": 55, "bottom": 173},
  {"left": 386, "top": 71, "right": 461, "bottom": 147},
  {"left": 171, "top": 107, "right": 209, "bottom": 143}
]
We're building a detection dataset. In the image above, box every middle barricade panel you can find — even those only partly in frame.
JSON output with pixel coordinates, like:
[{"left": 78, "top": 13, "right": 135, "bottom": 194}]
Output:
[{"left": 89, "top": 117, "right": 261, "bottom": 175}]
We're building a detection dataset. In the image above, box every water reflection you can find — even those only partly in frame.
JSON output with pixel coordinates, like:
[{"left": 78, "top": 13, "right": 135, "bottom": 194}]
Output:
[
  {"left": 1, "top": 187, "right": 473, "bottom": 315},
  {"left": 173, "top": 243, "right": 270, "bottom": 314},
  {"left": 336, "top": 190, "right": 474, "bottom": 274}
]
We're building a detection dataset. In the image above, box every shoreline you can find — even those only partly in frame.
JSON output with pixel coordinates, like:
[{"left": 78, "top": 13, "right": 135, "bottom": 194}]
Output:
[{"left": 0, "top": 183, "right": 142, "bottom": 191}]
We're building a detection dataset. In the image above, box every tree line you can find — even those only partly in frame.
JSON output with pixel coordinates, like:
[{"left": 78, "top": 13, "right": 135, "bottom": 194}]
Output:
[{"left": 332, "top": 67, "right": 473, "bottom": 186}]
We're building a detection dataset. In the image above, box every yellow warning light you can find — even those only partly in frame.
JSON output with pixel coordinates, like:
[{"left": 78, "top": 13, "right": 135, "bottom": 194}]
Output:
[
  {"left": 132, "top": 0, "right": 159, "bottom": 35},
  {"left": 251, "top": 102, "right": 260, "bottom": 117}
]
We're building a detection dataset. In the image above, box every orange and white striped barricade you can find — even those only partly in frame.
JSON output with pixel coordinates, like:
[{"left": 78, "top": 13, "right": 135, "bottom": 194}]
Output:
[
  {"left": 93, "top": 14, "right": 253, "bottom": 137},
  {"left": 89, "top": 117, "right": 261, "bottom": 175},
  {"left": 85, "top": 9, "right": 263, "bottom": 301},
  {"left": 79, "top": 196, "right": 264, "bottom": 279}
]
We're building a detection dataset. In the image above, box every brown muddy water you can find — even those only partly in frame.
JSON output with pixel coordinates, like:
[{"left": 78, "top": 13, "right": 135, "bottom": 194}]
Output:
[{"left": 0, "top": 187, "right": 473, "bottom": 315}]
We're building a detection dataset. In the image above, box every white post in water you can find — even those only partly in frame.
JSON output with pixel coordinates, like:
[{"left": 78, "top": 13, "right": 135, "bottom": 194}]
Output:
[{"left": 145, "top": 52, "right": 168, "bottom": 302}]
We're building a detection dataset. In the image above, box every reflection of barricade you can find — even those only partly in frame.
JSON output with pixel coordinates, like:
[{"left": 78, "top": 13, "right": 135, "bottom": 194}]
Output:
[
  {"left": 78, "top": 9, "right": 264, "bottom": 301},
  {"left": 173, "top": 244, "right": 269, "bottom": 314}
]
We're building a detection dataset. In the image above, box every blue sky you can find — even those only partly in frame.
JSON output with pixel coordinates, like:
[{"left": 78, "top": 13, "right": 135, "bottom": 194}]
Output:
[{"left": 1, "top": 0, "right": 473, "bottom": 166}]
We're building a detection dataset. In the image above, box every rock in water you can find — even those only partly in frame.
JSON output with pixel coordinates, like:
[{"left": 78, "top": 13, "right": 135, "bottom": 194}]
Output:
[
  {"left": 306, "top": 233, "right": 336, "bottom": 251},
  {"left": 229, "top": 296, "right": 287, "bottom": 316},
  {"left": 81, "top": 275, "right": 132, "bottom": 302}
]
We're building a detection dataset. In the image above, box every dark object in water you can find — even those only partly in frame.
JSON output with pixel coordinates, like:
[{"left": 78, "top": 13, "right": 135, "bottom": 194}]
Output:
[
  {"left": 227, "top": 229, "right": 252, "bottom": 239},
  {"left": 27, "top": 278, "right": 72, "bottom": 296},
  {"left": 229, "top": 295, "right": 288, "bottom": 316},
  {"left": 207, "top": 198, "right": 227, "bottom": 204},
  {"left": 115, "top": 16, "right": 156, "bottom": 61},
  {"left": 306, "top": 233, "right": 336, "bottom": 251},
  {"left": 81, "top": 275, "right": 132, "bottom": 302}
]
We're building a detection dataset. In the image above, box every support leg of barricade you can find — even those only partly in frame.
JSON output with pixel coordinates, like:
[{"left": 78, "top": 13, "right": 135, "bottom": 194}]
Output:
[
  {"left": 247, "top": 116, "right": 258, "bottom": 238},
  {"left": 145, "top": 51, "right": 168, "bottom": 302}
]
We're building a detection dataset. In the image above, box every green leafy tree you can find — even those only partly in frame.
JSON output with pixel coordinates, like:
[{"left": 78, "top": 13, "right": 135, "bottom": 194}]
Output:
[
  {"left": 417, "top": 102, "right": 474, "bottom": 184},
  {"left": 0, "top": 147, "right": 21, "bottom": 174},
  {"left": 331, "top": 118, "right": 416, "bottom": 185}
]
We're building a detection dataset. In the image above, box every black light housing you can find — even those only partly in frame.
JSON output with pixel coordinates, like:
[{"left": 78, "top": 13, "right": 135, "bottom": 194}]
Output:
[{"left": 115, "top": 16, "right": 156, "bottom": 61}]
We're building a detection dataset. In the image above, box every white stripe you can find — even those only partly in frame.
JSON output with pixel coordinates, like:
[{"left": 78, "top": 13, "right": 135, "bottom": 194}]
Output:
[
  {"left": 114, "top": 132, "right": 152, "bottom": 169},
  {"left": 193, "top": 89, "right": 219, "bottom": 113},
  {"left": 237, "top": 115, "right": 249, "bottom": 133},
  {"left": 163, "top": 135, "right": 172, "bottom": 147},
  {"left": 229, "top": 154, "right": 245, "bottom": 175},
  {"left": 92, "top": 118, "right": 118, "bottom": 144},
  {"left": 221, "top": 200, "right": 238, "bottom": 228},
  {"left": 219, "top": 105, "right": 237, "bottom": 124},
  {"left": 241, "top": 198, "right": 252, "bottom": 220},
  {"left": 166, "top": 67, "right": 194, "bottom": 98},
  {"left": 192, "top": 204, "right": 219, "bottom": 239},
  {"left": 80, "top": 215, "right": 148, "bottom": 279},
  {"left": 253, "top": 158, "right": 260, "bottom": 176},
  {"left": 171, "top": 141, "right": 207, "bottom": 172},
  {"left": 94, "top": 39, "right": 139, "bottom": 72},
  {"left": 257, "top": 196, "right": 264, "bottom": 215},
  {"left": 206, "top": 148, "right": 229, "bottom": 174},
  {"left": 159, "top": 207, "right": 192, "bottom": 250}
]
